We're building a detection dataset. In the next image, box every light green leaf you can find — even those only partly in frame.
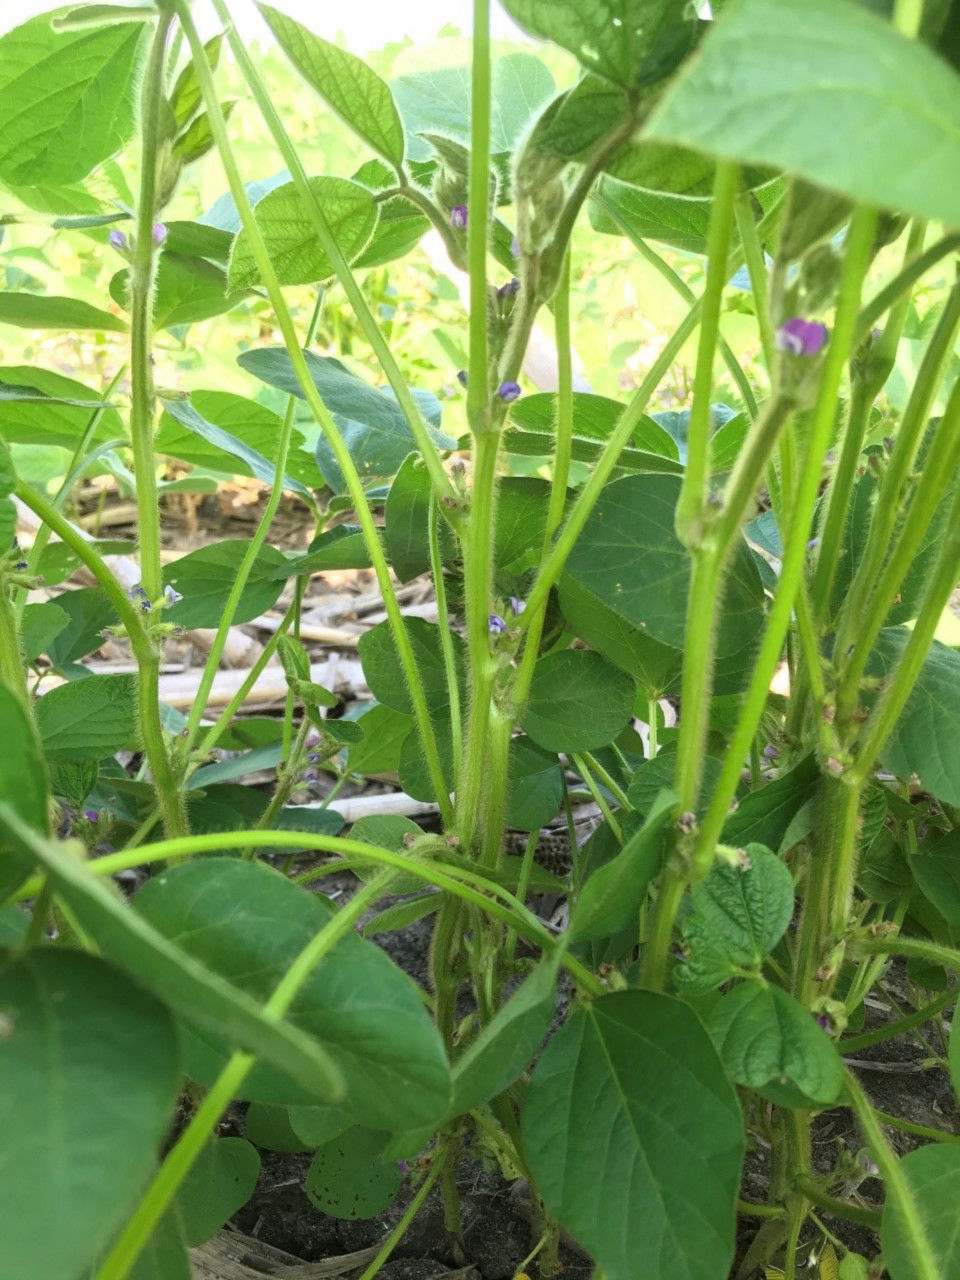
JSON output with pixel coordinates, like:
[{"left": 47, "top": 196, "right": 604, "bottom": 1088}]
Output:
[
  {"left": 570, "top": 789, "right": 675, "bottom": 942},
  {"left": 707, "top": 982, "right": 844, "bottom": 1106},
  {"left": 228, "top": 177, "right": 377, "bottom": 291},
  {"left": 882, "top": 1144, "right": 960, "bottom": 1279},
  {"left": 0, "top": 949, "right": 180, "bottom": 1280},
  {"left": 163, "top": 540, "right": 288, "bottom": 629},
  {"left": 0, "top": 367, "right": 122, "bottom": 449},
  {"left": 260, "top": 5, "right": 405, "bottom": 167},
  {"left": 110, "top": 253, "right": 248, "bottom": 330},
  {"left": 499, "top": 0, "right": 698, "bottom": 90},
  {"left": 21, "top": 602, "right": 69, "bottom": 664},
  {"left": 44, "top": 587, "right": 117, "bottom": 667},
  {"left": 645, "top": 0, "right": 960, "bottom": 225},
  {"left": 346, "top": 703, "right": 411, "bottom": 777},
  {"left": 0, "top": 292, "right": 127, "bottom": 332},
  {"left": 523, "top": 648, "right": 636, "bottom": 753},
  {"left": 0, "top": 15, "right": 144, "bottom": 185},
  {"left": 133, "top": 858, "right": 451, "bottom": 1128},
  {"left": 305, "top": 1127, "right": 402, "bottom": 1220},
  {"left": 35, "top": 673, "right": 137, "bottom": 762},
  {"left": 523, "top": 990, "right": 743, "bottom": 1280}
]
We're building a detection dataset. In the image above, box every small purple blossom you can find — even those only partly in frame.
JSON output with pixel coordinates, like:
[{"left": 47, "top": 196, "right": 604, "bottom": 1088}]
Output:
[
  {"left": 511, "top": 235, "right": 520, "bottom": 258},
  {"left": 776, "top": 317, "right": 829, "bottom": 358},
  {"left": 762, "top": 743, "right": 780, "bottom": 760},
  {"left": 108, "top": 230, "right": 129, "bottom": 253},
  {"left": 163, "top": 584, "right": 183, "bottom": 606},
  {"left": 508, "top": 596, "right": 526, "bottom": 616},
  {"left": 488, "top": 614, "right": 508, "bottom": 635},
  {"left": 497, "top": 278, "right": 520, "bottom": 301},
  {"left": 816, "top": 1013, "right": 831, "bottom": 1032},
  {"left": 859, "top": 1152, "right": 879, "bottom": 1177},
  {"left": 84, "top": 809, "right": 99, "bottom": 823},
  {"left": 397, "top": 1160, "right": 409, "bottom": 1174},
  {"left": 806, "top": 537, "right": 820, "bottom": 551},
  {"left": 128, "top": 584, "right": 151, "bottom": 612},
  {"left": 498, "top": 380, "right": 521, "bottom": 402},
  {"left": 456, "top": 369, "right": 468, "bottom": 387},
  {"left": 450, "top": 204, "right": 468, "bottom": 230},
  {"left": 152, "top": 222, "right": 167, "bottom": 246}
]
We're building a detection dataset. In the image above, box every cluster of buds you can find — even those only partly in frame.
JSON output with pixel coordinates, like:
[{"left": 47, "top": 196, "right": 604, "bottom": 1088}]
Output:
[
  {"left": 488, "top": 596, "right": 526, "bottom": 639},
  {"left": 128, "top": 582, "right": 182, "bottom": 614},
  {"left": 108, "top": 223, "right": 168, "bottom": 259}
]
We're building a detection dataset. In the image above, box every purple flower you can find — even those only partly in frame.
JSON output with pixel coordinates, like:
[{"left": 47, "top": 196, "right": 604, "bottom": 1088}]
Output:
[
  {"left": 128, "top": 584, "right": 151, "bottom": 612},
  {"left": 776, "top": 317, "right": 829, "bottom": 357},
  {"left": 497, "top": 278, "right": 520, "bottom": 301},
  {"left": 450, "top": 204, "right": 468, "bottom": 230},
  {"left": 152, "top": 222, "right": 167, "bottom": 246},
  {"left": 762, "top": 743, "right": 780, "bottom": 760},
  {"left": 397, "top": 1160, "right": 409, "bottom": 1174},
  {"left": 816, "top": 1013, "right": 833, "bottom": 1034},
  {"left": 511, "top": 235, "right": 520, "bottom": 258},
  {"left": 498, "top": 380, "right": 521, "bottom": 402},
  {"left": 108, "top": 230, "right": 129, "bottom": 253},
  {"left": 488, "top": 614, "right": 508, "bottom": 634},
  {"left": 456, "top": 369, "right": 468, "bottom": 387},
  {"left": 163, "top": 584, "right": 182, "bottom": 606},
  {"left": 508, "top": 596, "right": 526, "bottom": 616},
  {"left": 84, "top": 809, "right": 99, "bottom": 823}
]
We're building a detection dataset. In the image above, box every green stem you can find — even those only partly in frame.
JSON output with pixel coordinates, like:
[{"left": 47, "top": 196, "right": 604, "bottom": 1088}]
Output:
[
  {"left": 94, "top": 870, "right": 397, "bottom": 1280},
  {"left": 429, "top": 490, "right": 462, "bottom": 789},
  {"left": 675, "top": 161, "right": 739, "bottom": 546},
  {"left": 733, "top": 193, "right": 778, "bottom": 374},
  {"left": 570, "top": 754, "right": 622, "bottom": 842},
  {"left": 856, "top": 233, "right": 960, "bottom": 341},
  {"left": 737, "top": 1199, "right": 784, "bottom": 1220},
  {"left": 853, "top": 933, "right": 960, "bottom": 977},
  {"left": 173, "top": 1, "right": 451, "bottom": 822},
  {"left": 0, "top": 589, "right": 28, "bottom": 711},
  {"left": 790, "top": 1176, "right": 881, "bottom": 1231},
  {"left": 356, "top": 1159, "right": 444, "bottom": 1280},
  {"left": 845, "top": 1070, "right": 940, "bottom": 1280},
  {"left": 868, "top": 1109, "right": 960, "bottom": 1146},
  {"left": 183, "top": 290, "right": 324, "bottom": 747},
  {"left": 578, "top": 751, "right": 632, "bottom": 812},
  {"left": 894, "top": 0, "right": 924, "bottom": 36},
  {"left": 504, "top": 827, "right": 539, "bottom": 964},
  {"left": 211, "top": 0, "right": 456, "bottom": 511},
  {"left": 647, "top": 699, "right": 658, "bottom": 758},
  {"left": 466, "top": 0, "right": 491, "bottom": 434},
  {"left": 839, "top": 986, "right": 957, "bottom": 1053}
]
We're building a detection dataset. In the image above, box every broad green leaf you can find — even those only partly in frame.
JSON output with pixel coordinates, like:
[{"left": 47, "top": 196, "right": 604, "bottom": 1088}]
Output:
[
  {"left": 162, "top": 220, "right": 232, "bottom": 263},
  {"left": 35, "top": 673, "right": 137, "bottom": 762},
  {"left": 0, "top": 366, "right": 122, "bottom": 449},
  {"left": 127, "top": 1218, "right": 190, "bottom": 1280},
  {"left": 398, "top": 710, "right": 457, "bottom": 803},
  {"left": 0, "top": 292, "right": 127, "bottom": 332},
  {"left": 45, "top": 588, "right": 118, "bottom": 667},
  {"left": 361, "top": 891, "right": 442, "bottom": 937},
  {"left": 523, "top": 990, "right": 743, "bottom": 1280},
  {"left": 508, "top": 390, "right": 678, "bottom": 458},
  {"left": 168, "top": 33, "right": 223, "bottom": 130},
  {"left": 0, "top": 949, "right": 180, "bottom": 1280},
  {"left": 570, "top": 789, "right": 676, "bottom": 942},
  {"left": 505, "top": 736, "right": 564, "bottom": 832},
  {"left": 882, "top": 1144, "right": 960, "bottom": 1279},
  {"left": 110, "top": 253, "right": 248, "bottom": 330},
  {"left": 869, "top": 629, "right": 960, "bottom": 805},
  {"left": 494, "top": 477, "right": 557, "bottom": 588},
  {"left": 564, "top": 474, "right": 765, "bottom": 659},
  {"left": 645, "top": 0, "right": 960, "bottom": 225},
  {"left": 676, "top": 845, "right": 795, "bottom": 992},
  {"left": 171, "top": 1138, "right": 260, "bottom": 1247},
  {"left": 722, "top": 755, "right": 820, "bottom": 853},
  {"left": 163, "top": 540, "right": 287, "bottom": 629},
  {"left": 353, "top": 191, "right": 430, "bottom": 268},
  {"left": 346, "top": 702, "right": 411, "bottom": 776},
  {"left": 281, "top": 526, "right": 377, "bottom": 574},
  {"left": 908, "top": 828, "right": 960, "bottom": 928},
  {"left": 228, "top": 177, "right": 377, "bottom": 291},
  {"left": 627, "top": 752, "right": 723, "bottom": 820},
  {"left": 529, "top": 73, "right": 632, "bottom": 162},
  {"left": 0, "top": 435, "right": 14, "bottom": 547},
  {"left": 384, "top": 453, "right": 453, "bottom": 582},
  {"left": 237, "top": 347, "right": 454, "bottom": 493},
  {"left": 450, "top": 961, "right": 557, "bottom": 1116},
  {"left": 0, "top": 905, "right": 28, "bottom": 946},
  {"left": 558, "top": 574, "right": 682, "bottom": 698},
  {"left": 133, "top": 858, "right": 451, "bottom": 1128},
  {"left": 523, "top": 648, "right": 636, "bottom": 752},
  {"left": 707, "top": 982, "right": 844, "bottom": 1106},
  {"left": 260, "top": 5, "right": 405, "bottom": 167},
  {"left": 0, "top": 806, "right": 345, "bottom": 1103},
  {"left": 158, "top": 394, "right": 312, "bottom": 501},
  {"left": 0, "top": 685, "right": 49, "bottom": 899},
  {"left": 358, "top": 617, "right": 465, "bottom": 718},
  {"left": 500, "top": 0, "right": 698, "bottom": 91},
  {"left": 0, "top": 15, "right": 144, "bottom": 185},
  {"left": 590, "top": 174, "right": 713, "bottom": 253},
  {"left": 244, "top": 1103, "right": 314, "bottom": 1152},
  {"left": 305, "top": 1127, "right": 402, "bottom": 1220},
  {"left": 21, "top": 602, "right": 69, "bottom": 663},
  {"left": 49, "top": 761, "right": 98, "bottom": 810},
  {"left": 606, "top": 142, "right": 776, "bottom": 200}
]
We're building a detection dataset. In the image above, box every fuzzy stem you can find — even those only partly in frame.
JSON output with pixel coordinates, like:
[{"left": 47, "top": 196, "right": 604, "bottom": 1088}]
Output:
[
  {"left": 839, "top": 986, "right": 957, "bottom": 1054},
  {"left": 429, "top": 490, "right": 462, "bottom": 789}
]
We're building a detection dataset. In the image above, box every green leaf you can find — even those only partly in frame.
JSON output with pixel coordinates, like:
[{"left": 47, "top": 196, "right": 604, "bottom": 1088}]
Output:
[
  {"left": 281, "top": 526, "right": 377, "bottom": 574},
  {"left": 505, "top": 737, "right": 564, "bottom": 832},
  {"left": 244, "top": 1102, "right": 314, "bottom": 1152},
  {"left": 168, "top": 33, "right": 223, "bottom": 130},
  {"left": 21, "top": 602, "right": 69, "bottom": 664},
  {"left": 450, "top": 961, "right": 557, "bottom": 1116},
  {"left": 133, "top": 858, "right": 451, "bottom": 1128},
  {"left": 0, "top": 806, "right": 345, "bottom": 1103},
  {"left": 0, "top": 292, "right": 127, "bottom": 332},
  {"left": 110, "top": 253, "right": 248, "bottom": 330},
  {"left": 0, "top": 685, "right": 49, "bottom": 898},
  {"left": 35, "top": 673, "right": 136, "bottom": 762},
  {"left": 0, "top": 367, "right": 121, "bottom": 449},
  {"left": 500, "top": 0, "right": 698, "bottom": 90},
  {"left": 385, "top": 453, "right": 453, "bottom": 582},
  {"left": 570, "top": 789, "right": 676, "bottom": 942},
  {"left": 645, "top": 0, "right": 960, "bottom": 225},
  {"left": 0, "top": 15, "right": 144, "bottom": 185},
  {"left": 45, "top": 588, "right": 117, "bottom": 667},
  {"left": 627, "top": 751, "right": 724, "bottom": 820},
  {"left": 676, "top": 845, "right": 795, "bottom": 992},
  {"left": 237, "top": 347, "right": 454, "bottom": 492},
  {"left": 358, "top": 617, "right": 465, "bottom": 718},
  {"left": 508, "top": 390, "right": 678, "bottom": 458},
  {"left": 882, "top": 1144, "right": 960, "bottom": 1279},
  {"left": 163, "top": 540, "right": 287, "bottom": 629},
  {"left": 523, "top": 649, "right": 636, "bottom": 753},
  {"left": 260, "top": 5, "right": 405, "bottom": 167},
  {"left": 398, "top": 710, "right": 456, "bottom": 803},
  {"left": 950, "top": 997, "right": 960, "bottom": 1099},
  {"left": 529, "top": 73, "right": 632, "bottom": 162},
  {"left": 522, "top": 990, "right": 744, "bottom": 1280},
  {"left": 564, "top": 474, "right": 765, "bottom": 659},
  {"left": 707, "top": 983, "right": 844, "bottom": 1106},
  {"left": 158, "top": 394, "right": 312, "bottom": 501},
  {"left": 346, "top": 702, "right": 411, "bottom": 776},
  {"left": 49, "top": 760, "right": 99, "bottom": 809},
  {"left": 494, "top": 476, "right": 553, "bottom": 585},
  {"left": 305, "top": 1127, "right": 402, "bottom": 1220},
  {"left": 171, "top": 1138, "right": 260, "bottom": 1247},
  {"left": 127, "top": 1218, "right": 190, "bottom": 1280},
  {"left": 0, "top": 949, "right": 180, "bottom": 1280},
  {"left": 869, "top": 629, "right": 960, "bottom": 805},
  {"left": 722, "top": 755, "right": 820, "bottom": 853},
  {"left": 228, "top": 177, "right": 377, "bottom": 291},
  {"left": 590, "top": 174, "right": 713, "bottom": 253},
  {"left": 908, "top": 828, "right": 960, "bottom": 928}
]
